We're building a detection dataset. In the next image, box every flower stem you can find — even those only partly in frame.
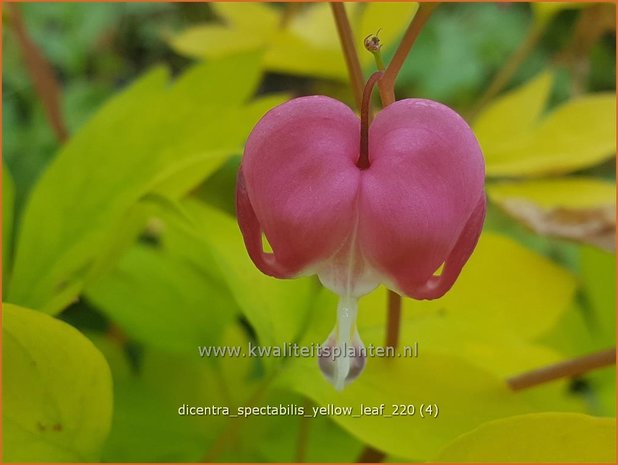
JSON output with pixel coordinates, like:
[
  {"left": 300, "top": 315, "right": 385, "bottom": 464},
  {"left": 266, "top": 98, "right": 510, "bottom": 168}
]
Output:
[
  {"left": 377, "top": 3, "right": 439, "bottom": 106},
  {"left": 385, "top": 291, "right": 402, "bottom": 348},
  {"left": 295, "top": 398, "right": 313, "bottom": 462},
  {"left": 507, "top": 347, "right": 616, "bottom": 391},
  {"left": 7, "top": 2, "right": 68, "bottom": 142},
  {"left": 364, "top": 33, "right": 386, "bottom": 71},
  {"left": 357, "top": 292, "right": 400, "bottom": 463},
  {"left": 358, "top": 71, "right": 384, "bottom": 170},
  {"left": 331, "top": 2, "right": 364, "bottom": 111}
]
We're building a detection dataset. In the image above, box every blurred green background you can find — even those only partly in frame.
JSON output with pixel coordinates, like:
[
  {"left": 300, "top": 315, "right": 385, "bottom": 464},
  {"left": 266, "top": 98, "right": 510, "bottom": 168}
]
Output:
[{"left": 2, "top": 2, "right": 616, "bottom": 463}]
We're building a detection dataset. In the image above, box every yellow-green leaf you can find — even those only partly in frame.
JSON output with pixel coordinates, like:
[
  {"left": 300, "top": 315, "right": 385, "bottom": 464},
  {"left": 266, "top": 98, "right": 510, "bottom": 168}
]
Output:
[
  {"left": 2, "top": 165, "right": 15, "bottom": 283},
  {"left": 581, "top": 245, "right": 616, "bottom": 348},
  {"left": 436, "top": 413, "right": 616, "bottom": 462},
  {"left": 7, "top": 53, "right": 269, "bottom": 314},
  {"left": 278, "top": 352, "right": 530, "bottom": 460},
  {"left": 86, "top": 243, "right": 239, "bottom": 354},
  {"left": 171, "top": 199, "right": 318, "bottom": 351},
  {"left": 3, "top": 304, "right": 113, "bottom": 462},
  {"left": 103, "top": 352, "right": 224, "bottom": 462}
]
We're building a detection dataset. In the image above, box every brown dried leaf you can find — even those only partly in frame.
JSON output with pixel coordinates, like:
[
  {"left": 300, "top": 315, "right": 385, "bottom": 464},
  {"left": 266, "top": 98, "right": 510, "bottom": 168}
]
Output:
[{"left": 499, "top": 198, "right": 616, "bottom": 251}]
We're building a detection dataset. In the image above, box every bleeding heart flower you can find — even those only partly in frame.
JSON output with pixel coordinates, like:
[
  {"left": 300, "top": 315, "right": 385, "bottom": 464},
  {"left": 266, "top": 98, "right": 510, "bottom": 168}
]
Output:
[{"left": 236, "top": 93, "right": 486, "bottom": 390}]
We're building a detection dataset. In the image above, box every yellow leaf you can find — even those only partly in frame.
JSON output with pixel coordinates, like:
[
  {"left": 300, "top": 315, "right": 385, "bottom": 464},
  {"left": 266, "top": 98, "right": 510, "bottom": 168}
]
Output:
[
  {"left": 403, "top": 232, "right": 576, "bottom": 340},
  {"left": 3, "top": 305, "right": 113, "bottom": 461},
  {"left": 486, "top": 93, "right": 616, "bottom": 177},
  {"left": 278, "top": 352, "right": 530, "bottom": 460},
  {"left": 168, "top": 3, "right": 416, "bottom": 81},
  {"left": 287, "top": 2, "right": 346, "bottom": 50},
  {"left": 211, "top": 2, "right": 280, "bottom": 37},
  {"left": 474, "top": 71, "right": 553, "bottom": 155},
  {"left": 168, "top": 26, "right": 267, "bottom": 59},
  {"left": 436, "top": 413, "right": 616, "bottom": 462},
  {"left": 266, "top": 30, "right": 348, "bottom": 80},
  {"left": 302, "top": 233, "right": 576, "bottom": 342},
  {"left": 488, "top": 177, "right": 616, "bottom": 209}
]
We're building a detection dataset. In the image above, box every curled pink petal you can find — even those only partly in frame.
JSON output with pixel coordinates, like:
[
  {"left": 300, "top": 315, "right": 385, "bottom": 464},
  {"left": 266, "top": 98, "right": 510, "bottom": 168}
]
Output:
[
  {"left": 398, "top": 194, "right": 486, "bottom": 299},
  {"left": 236, "top": 169, "right": 292, "bottom": 278}
]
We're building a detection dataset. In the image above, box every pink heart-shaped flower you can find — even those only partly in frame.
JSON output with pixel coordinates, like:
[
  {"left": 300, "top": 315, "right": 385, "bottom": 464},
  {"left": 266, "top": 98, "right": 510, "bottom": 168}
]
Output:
[{"left": 236, "top": 95, "right": 486, "bottom": 388}]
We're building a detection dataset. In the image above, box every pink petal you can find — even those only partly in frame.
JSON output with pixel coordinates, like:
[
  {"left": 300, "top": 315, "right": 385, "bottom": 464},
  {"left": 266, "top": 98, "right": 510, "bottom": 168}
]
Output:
[
  {"left": 238, "top": 96, "right": 361, "bottom": 277},
  {"left": 358, "top": 99, "right": 485, "bottom": 299}
]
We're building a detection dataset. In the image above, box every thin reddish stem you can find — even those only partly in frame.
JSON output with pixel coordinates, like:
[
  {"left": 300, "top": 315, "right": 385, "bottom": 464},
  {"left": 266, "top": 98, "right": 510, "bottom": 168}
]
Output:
[
  {"left": 385, "top": 291, "right": 402, "bottom": 348},
  {"left": 358, "top": 71, "right": 384, "bottom": 170},
  {"left": 331, "top": 3, "right": 364, "bottom": 111},
  {"left": 7, "top": 3, "right": 68, "bottom": 142}
]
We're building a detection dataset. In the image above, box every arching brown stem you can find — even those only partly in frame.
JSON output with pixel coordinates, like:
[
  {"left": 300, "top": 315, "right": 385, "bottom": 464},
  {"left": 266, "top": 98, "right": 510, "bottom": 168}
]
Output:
[
  {"left": 331, "top": 2, "right": 364, "bottom": 111},
  {"left": 507, "top": 347, "right": 616, "bottom": 391},
  {"left": 358, "top": 71, "right": 384, "bottom": 170},
  {"left": 7, "top": 2, "right": 68, "bottom": 142}
]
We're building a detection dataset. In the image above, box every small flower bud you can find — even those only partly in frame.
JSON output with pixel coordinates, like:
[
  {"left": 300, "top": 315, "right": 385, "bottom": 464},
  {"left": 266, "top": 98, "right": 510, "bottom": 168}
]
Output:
[{"left": 364, "top": 33, "right": 382, "bottom": 53}]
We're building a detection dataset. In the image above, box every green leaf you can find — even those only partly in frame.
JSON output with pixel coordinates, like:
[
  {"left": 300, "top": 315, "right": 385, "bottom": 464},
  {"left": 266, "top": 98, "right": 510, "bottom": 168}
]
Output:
[
  {"left": 8, "top": 53, "right": 271, "bottom": 314},
  {"left": 172, "top": 200, "right": 318, "bottom": 351},
  {"left": 393, "top": 3, "right": 529, "bottom": 104},
  {"left": 278, "top": 352, "right": 530, "bottom": 460},
  {"left": 89, "top": 334, "right": 248, "bottom": 462},
  {"left": 540, "top": 303, "right": 598, "bottom": 357},
  {"left": 436, "top": 413, "right": 616, "bottom": 462},
  {"left": 109, "top": 350, "right": 226, "bottom": 460},
  {"left": 86, "top": 243, "right": 239, "bottom": 354},
  {"left": 3, "top": 165, "right": 15, "bottom": 283},
  {"left": 241, "top": 392, "right": 364, "bottom": 462},
  {"left": 581, "top": 246, "right": 616, "bottom": 348},
  {"left": 2, "top": 304, "right": 112, "bottom": 462},
  {"left": 588, "top": 369, "right": 616, "bottom": 417}
]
